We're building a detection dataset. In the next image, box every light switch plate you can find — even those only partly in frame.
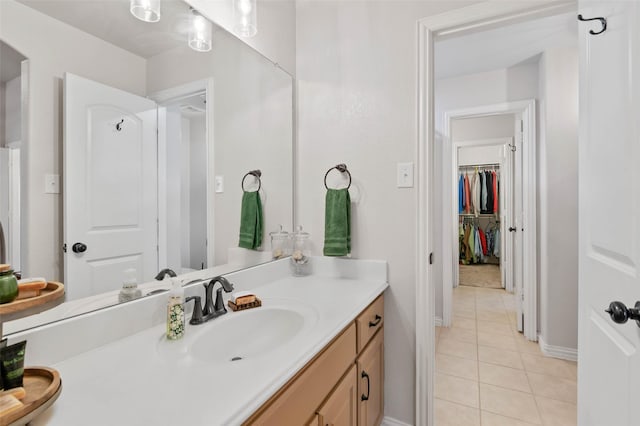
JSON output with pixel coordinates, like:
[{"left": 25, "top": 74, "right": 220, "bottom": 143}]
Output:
[
  {"left": 397, "top": 162, "right": 414, "bottom": 188},
  {"left": 45, "top": 174, "right": 60, "bottom": 194},
  {"left": 215, "top": 176, "right": 224, "bottom": 193}
]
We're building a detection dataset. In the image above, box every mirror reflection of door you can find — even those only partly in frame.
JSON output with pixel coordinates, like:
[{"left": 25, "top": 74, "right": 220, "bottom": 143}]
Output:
[
  {"left": 0, "top": 41, "right": 26, "bottom": 272},
  {"left": 160, "top": 92, "right": 208, "bottom": 274},
  {"left": 64, "top": 73, "right": 159, "bottom": 301}
]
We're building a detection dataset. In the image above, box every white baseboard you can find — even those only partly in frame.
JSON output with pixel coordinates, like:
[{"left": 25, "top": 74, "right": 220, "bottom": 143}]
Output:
[
  {"left": 435, "top": 316, "right": 443, "bottom": 327},
  {"left": 538, "top": 335, "right": 578, "bottom": 362},
  {"left": 382, "top": 416, "right": 413, "bottom": 426}
]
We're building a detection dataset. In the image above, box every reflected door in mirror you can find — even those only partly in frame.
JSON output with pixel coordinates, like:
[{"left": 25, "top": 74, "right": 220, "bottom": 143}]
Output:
[{"left": 64, "top": 73, "right": 158, "bottom": 301}]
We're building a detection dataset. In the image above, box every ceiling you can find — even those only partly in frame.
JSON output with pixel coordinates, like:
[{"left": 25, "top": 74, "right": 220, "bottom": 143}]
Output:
[
  {"left": 16, "top": 0, "right": 199, "bottom": 58},
  {"left": 435, "top": 12, "right": 578, "bottom": 80},
  {"left": 0, "top": 41, "right": 27, "bottom": 83}
]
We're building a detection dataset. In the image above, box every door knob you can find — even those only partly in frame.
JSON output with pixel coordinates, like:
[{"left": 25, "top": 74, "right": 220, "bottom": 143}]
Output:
[
  {"left": 605, "top": 301, "right": 640, "bottom": 327},
  {"left": 72, "top": 242, "right": 87, "bottom": 253},
  {"left": 508, "top": 227, "right": 517, "bottom": 232}
]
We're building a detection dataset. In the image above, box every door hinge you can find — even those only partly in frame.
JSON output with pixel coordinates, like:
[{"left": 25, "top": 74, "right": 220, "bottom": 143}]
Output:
[
  {"left": 429, "top": 252, "right": 434, "bottom": 265},
  {"left": 62, "top": 243, "right": 67, "bottom": 253}
]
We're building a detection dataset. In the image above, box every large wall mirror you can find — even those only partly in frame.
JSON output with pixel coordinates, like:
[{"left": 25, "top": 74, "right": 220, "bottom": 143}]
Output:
[{"left": 0, "top": 0, "right": 293, "bottom": 334}]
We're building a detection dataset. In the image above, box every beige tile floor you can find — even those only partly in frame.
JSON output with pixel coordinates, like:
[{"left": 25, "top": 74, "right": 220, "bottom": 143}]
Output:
[{"left": 435, "top": 285, "right": 577, "bottom": 425}]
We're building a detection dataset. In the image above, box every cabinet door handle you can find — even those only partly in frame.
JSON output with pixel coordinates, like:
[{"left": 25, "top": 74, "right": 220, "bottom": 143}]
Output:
[
  {"left": 361, "top": 370, "right": 370, "bottom": 401},
  {"left": 369, "top": 314, "right": 382, "bottom": 328}
]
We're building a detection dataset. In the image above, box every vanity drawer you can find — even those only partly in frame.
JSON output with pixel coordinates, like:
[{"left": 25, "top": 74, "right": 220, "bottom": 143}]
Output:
[
  {"left": 245, "top": 323, "right": 356, "bottom": 426},
  {"left": 356, "top": 295, "right": 384, "bottom": 353}
]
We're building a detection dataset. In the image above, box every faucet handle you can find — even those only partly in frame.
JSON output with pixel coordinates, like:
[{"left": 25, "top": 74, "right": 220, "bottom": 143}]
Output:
[
  {"left": 214, "top": 288, "right": 227, "bottom": 314},
  {"left": 185, "top": 296, "right": 204, "bottom": 325}
]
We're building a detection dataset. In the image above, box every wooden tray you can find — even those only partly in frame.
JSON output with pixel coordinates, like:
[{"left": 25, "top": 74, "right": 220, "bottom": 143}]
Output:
[
  {"left": 228, "top": 297, "right": 262, "bottom": 312},
  {"left": 0, "top": 282, "right": 65, "bottom": 322},
  {"left": 3, "top": 367, "right": 62, "bottom": 426}
]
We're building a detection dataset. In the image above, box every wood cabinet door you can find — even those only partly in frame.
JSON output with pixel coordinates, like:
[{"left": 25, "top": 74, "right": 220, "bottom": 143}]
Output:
[
  {"left": 307, "top": 414, "right": 320, "bottom": 426},
  {"left": 318, "top": 365, "right": 357, "bottom": 426},
  {"left": 357, "top": 329, "right": 384, "bottom": 426}
]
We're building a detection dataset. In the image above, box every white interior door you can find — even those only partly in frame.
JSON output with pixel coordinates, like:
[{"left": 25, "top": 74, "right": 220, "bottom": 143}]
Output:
[
  {"left": 578, "top": 2, "right": 640, "bottom": 424},
  {"left": 64, "top": 73, "right": 158, "bottom": 301},
  {"left": 513, "top": 118, "right": 524, "bottom": 333},
  {"left": 501, "top": 138, "right": 513, "bottom": 293}
]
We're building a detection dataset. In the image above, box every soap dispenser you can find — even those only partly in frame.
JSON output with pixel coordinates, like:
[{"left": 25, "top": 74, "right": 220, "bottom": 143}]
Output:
[{"left": 166, "top": 278, "right": 185, "bottom": 340}]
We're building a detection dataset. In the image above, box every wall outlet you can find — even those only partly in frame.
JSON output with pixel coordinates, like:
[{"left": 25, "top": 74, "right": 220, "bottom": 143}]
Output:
[
  {"left": 45, "top": 174, "right": 60, "bottom": 194},
  {"left": 397, "top": 162, "right": 414, "bottom": 188}
]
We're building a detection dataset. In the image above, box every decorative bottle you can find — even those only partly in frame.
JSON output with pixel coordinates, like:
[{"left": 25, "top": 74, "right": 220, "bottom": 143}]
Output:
[{"left": 166, "top": 278, "right": 185, "bottom": 340}]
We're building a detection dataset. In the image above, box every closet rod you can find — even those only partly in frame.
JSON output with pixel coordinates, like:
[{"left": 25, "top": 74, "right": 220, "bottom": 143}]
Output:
[{"left": 459, "top": 163, "right": 500, "bottom": 168}]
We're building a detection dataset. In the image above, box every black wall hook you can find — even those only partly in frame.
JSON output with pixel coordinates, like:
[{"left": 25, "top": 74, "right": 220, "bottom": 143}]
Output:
[
  {"left": 578, "top": 14, "right": 607, "bottom": 35},
  {"left": 116, "top": 119, "right": 124, "bottom": 131}
]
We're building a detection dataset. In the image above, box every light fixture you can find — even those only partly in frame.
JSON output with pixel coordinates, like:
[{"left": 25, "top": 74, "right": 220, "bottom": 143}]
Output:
[
  {"left": 130, "top": 0, "right": 161, "bottom": 23},
  {"left": 188, "top": 9, "right": 213, "bottom": 52},
  {"left": 233, "top": 0, "right": 257, "bottom": 37}
]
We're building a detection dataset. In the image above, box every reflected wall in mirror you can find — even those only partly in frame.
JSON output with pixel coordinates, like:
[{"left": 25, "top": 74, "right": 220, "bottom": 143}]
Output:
[
  {"left": 0, "top": 0, "right": 293, "bottom": 333},
  {"left": 0, "top": 41, "right": 25, "bottom": 273}
]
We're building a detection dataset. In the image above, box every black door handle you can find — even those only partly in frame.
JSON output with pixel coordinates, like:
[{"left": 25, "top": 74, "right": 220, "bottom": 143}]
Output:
[
  {"left": 508, "top": 227, "right": 517, "bottom": 232},
  {"left": 369, "top": 314, "right": 382, "bottom": 328},
  {"left": 361, "top": 370, "right": 370, "bottom": 401},
  {"left": 72, "top": 242, "right": 87, "bottom": 253},
  {"left": 605, "top": 301, "right": 640, "bottom": 327}
]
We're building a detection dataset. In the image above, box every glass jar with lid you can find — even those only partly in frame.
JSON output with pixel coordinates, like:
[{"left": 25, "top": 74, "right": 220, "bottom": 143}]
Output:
[
  {"left": 269, "top": 225, "right": 291, "bottom": 260},
  {"left": 291, "top": 226, "right": 310, "bottom": 276}
]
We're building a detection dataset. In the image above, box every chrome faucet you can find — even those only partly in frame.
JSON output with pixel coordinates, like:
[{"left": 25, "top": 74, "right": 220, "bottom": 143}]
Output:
[{"left": 185, "top": 276, "right": 234, "bottom": 325}]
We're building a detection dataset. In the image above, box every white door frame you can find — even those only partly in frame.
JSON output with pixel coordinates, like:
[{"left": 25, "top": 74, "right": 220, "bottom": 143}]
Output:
[
  {"left": 415, "top": 2, "right": 575, "bottom": 425},
  {"left": 149, "top": 79, "right": 215, "bottom": 270},
  {"left": 441, "top": 101, "right": 536, "bottom": 335}
]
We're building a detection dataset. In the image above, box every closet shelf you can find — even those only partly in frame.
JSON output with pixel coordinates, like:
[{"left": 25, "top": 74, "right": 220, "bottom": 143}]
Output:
[{"left": 459, "top": 213, "right": 499, "bottom": 218}]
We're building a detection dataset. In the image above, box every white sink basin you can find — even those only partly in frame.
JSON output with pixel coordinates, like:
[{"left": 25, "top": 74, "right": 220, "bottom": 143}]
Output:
[{"left": 189, "top": 304, "right": 316, "bottom": 363}]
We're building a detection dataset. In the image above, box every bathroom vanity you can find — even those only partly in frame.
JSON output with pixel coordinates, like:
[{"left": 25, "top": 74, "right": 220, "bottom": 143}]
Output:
[{"left": 8, "top": 258, "right": 387, "bottom": 425}]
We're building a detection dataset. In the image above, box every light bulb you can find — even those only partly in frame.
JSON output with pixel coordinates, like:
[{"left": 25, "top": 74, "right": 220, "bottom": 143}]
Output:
[
  {"left": 233, "top": 0, "right": 257, "bottom": 37},
  {"left": 130, "top": 0, "right": 160, "bottom": 23},
  {"left": 188, "top": 11, "right": 212, "bottom": 52}
]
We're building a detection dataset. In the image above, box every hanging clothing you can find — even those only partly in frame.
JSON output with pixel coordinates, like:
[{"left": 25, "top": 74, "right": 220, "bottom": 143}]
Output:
[
  {"left": 480, "top": 171, "right": 487, "bottom": 212},
  {"left": 458, "top": 175, "right": 464, "bottom": 213},
  {"left": 493, "top": 229, "right": 501, "bottom": 257},
  {"left": 464, "top": 173, "right": 471, "bottom": 214},
  {"left": 471, "top": 171, "right": 480, "bottom": 216},
  {"left": 492, "top": 172, "right": 498, "bottom": 213},
  {"left": 485, "top": 171, "right": 494, "bottom": 214},
  {"left": 479, "top": 227, "right": 488, "bottom": 256}
]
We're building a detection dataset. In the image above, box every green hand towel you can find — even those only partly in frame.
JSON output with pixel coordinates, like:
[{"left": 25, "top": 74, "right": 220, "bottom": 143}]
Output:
[
  {"left": 238, "top": 191, "right": 263, "bottom": 250},
  {"left": 323, "top": 188, "right": 351, "bottom": 256}
]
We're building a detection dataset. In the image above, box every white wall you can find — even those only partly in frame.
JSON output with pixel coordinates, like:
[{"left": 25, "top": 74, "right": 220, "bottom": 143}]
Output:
[
  {"left": 0, "top": 0, "right": 147, "bottom": 280},
  {"left": 296, "top": 1, "right": 480, "bottom": 422},
  {"left": 452, "top": 114, "right": 515, "bottom": 143},
  {"left": 189, "top": 115, "right": 208, "bottom": 270},
  {"left": 458, "top": 144, "right": 505, "bottom": 166},
  {"left": 147, "top": 28, "right": 293, "bottom": 266},
  {"left": 4, "top": 76, "right": 21, "bottom": 144},
  {"left": 537, "top": 47, "right": 579, "bottom": 350},
  {"left": 434, "top": 64, "right": 538, "bottom": 320},
  {"left": 185, "top": 0, "right": 296, "bottom": 75}
]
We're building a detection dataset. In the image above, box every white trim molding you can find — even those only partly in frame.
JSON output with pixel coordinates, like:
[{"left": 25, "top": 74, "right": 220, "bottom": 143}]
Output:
[
  {"left": 415, "top": 2, "right": 576, "bottom": 425},
  {"left": 538, "top": 335, "right": 578, "bottom": 362},
  {"left": 434, "top": 317, "right": 442, "bottom": 327},
  {"left": 382, "top": 416, "right": 413, "bottom": 426}
]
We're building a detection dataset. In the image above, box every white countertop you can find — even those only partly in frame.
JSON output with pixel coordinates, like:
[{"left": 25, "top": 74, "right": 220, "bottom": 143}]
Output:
[{"left": 29, "top": 265, "right": 387, "bottom": 425}]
